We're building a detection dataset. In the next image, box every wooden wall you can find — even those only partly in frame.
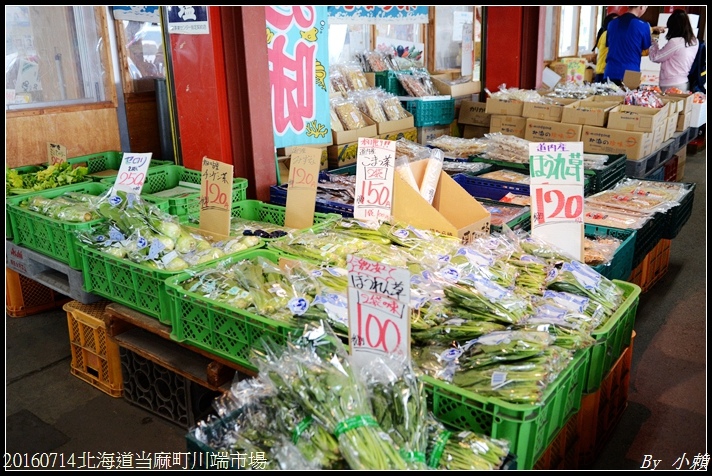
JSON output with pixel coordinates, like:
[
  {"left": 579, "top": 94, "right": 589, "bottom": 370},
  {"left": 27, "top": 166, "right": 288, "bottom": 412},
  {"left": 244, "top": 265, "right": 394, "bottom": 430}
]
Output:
[{"left": 6, "top": 105, "right": 121, "bottom": 168}]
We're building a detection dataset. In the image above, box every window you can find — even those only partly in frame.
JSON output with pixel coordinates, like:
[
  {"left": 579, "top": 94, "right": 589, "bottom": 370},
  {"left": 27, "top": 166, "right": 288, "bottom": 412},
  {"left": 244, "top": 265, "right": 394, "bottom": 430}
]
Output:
[
  {"left": 544, "top": 6, "right": 603, "bottom": 61},
  {"left": 5, "top": 6, "right": 111, "bottom": 110},
  {"left": 117, "top": 19, "right": 166, "bottom": 93}
]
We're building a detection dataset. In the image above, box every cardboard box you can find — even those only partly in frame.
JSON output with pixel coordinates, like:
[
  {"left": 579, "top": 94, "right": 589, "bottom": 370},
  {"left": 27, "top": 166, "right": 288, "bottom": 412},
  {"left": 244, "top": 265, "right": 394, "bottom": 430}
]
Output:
[
  {"left": 485, "top": 97, "right": 524, "bottom": 116},
  {"left": 392, "top": 158, "right": 491, "bottom": 243},
  {"left": 525, "top": 118, "right": 582, "bottom": 142},
  {"left": 677, "top": 111, "right": 692, "bottom": 131},
  {"left": 690, "top": 100, "right": 706, "bottom": 127},
  {"left": 659, "top": 96, "right": 683, "bottom": 116},
  {"left": 458, "top": 101, "right": 491, "bottom": 126},
  {"left": 581, "top": 126, "right": 654, "bottom": 161},
  {"left": 462, "top": 125, "right": 489, "bottom": 139},
  {"left": 652, "top": 122, "right": 667, "bottom": 151},
  {"left": 327, "top": 142, "right": 360, "bottom": 168},
  {"left": 588, "top": 95, "right": 625, "bottom": 104},
  {"left": 676, "top": 146, "right": 687, "bottom": 180},
  {"left": 371, "top": 111, "right": 415, "bottom": 135},
  {"left": 666, "top": 92, "right": 694, "bottom": 115},
  {"left": 332, "top": 115, "right": 378, "bottom": 145},
  {"left": 431, "top": 73, "right": 481, "bottom": 97},
  {"left": 417, "top": 124, "right": 451, "bottom": 145},
  {"left": 622, "top": 70, "right": 642, "bottom": 89},
  {"left": 607, "top": 104, "right": 669, "bottom": 133},
  {"left": 665, "top": 114, "right": 678, "bottom": 142},
  {"left": 561, "top": 100, "right": 619, "bottom": 127},
  {"left": 277, "top": 141, "right": 332, "bottom": 156},
  {"left": 490, "top": 115, "right": 527, "bottom": 138},
  {"left": 522, "top": 102, "right": 565, "bottom": 122},
  {"left": 377, "top": 127, "right": 418, "bottom": 143}
]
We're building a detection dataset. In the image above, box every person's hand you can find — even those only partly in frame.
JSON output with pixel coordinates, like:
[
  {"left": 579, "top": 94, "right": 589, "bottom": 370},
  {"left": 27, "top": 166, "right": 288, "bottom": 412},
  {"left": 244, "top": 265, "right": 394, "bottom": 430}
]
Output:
[{"left": 652, "top": 26, "right": 666, "bottom": 34}]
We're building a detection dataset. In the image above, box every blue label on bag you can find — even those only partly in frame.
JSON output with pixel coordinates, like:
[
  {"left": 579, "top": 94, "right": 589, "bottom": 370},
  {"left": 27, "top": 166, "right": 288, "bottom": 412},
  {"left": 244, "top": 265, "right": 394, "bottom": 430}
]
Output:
[
  {"left": 108, "top": 195, "right": 122, "bottom": 206},
  {"left": 147, "top": 239, "right": 166, "bottom": 260},
  {"left": 288, "top": 297, "right": 310, "bottom": 316},
  {"left": 136, "top": 236, "right": 148, "bottom": 249},
  {"left": 108, "top": 226, "right": 125, "bottom": 242}
]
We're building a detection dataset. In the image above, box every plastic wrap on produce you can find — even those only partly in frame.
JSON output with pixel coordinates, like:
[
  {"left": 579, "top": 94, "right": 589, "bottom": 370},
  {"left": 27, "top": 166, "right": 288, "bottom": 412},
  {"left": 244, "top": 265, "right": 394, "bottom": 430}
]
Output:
[
  {"left": 427, "top": 135, "right": 488, "bottom": 159},
  {"left": 481, "top": 133, "right": 531, "bottom": 164}
]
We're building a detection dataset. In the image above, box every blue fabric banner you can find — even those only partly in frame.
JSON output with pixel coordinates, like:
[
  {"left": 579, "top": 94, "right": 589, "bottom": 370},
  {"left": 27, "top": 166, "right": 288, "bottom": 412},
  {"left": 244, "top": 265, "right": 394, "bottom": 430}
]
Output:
[{"left": 266, "top": 6, "right": 331, "bottom": 149}]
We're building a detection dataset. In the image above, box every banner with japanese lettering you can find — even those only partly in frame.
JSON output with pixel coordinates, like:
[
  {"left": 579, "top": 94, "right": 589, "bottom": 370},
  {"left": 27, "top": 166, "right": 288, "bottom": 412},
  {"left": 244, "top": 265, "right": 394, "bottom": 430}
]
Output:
[
  {"left": 328, "top": 6, "right": 429, "bottom": 24},
  {"left": 266, "top": 6, "right": 331, "bottom": 149}
]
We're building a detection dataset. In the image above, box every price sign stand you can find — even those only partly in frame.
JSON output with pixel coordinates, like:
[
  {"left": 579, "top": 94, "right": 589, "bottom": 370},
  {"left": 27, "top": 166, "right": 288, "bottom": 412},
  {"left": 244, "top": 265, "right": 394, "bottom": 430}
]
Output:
[
  {"left": 111, "top": 152, "right": 153, "bottom": 196},
  {"left": 354, "top": 137, "right": 397, "bottom": 222},
  {"left": 199, "top": 156, "right": 234, "bottom": 236},
  {"left": 47, "top": 142, "right": 67, "bottom": 165},
  {"left": 284, "top": 146, "right": 322, "bottom": 229},
  {"left": 529, "top": 142, "right": 585, "bottom": 261},
  {"left": 347, "top": 255, "right": 410, "bottom": 372}
]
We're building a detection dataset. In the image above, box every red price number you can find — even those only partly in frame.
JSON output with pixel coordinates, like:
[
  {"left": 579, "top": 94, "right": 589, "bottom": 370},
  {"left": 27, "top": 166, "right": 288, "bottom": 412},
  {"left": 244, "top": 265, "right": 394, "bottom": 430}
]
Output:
[
  {"left": 118, "top": 171, "right": 145, "bottom": 187},
  {"left": 360, "top": 181, "right": 391, "bottom": 207},
  {"left": 204, "top": 180, "right": 228, "bottom": 208},
  {"left": 289, "top": 167, "right": 315, "bottom": 188},
  {"left": 355, "top": 304, "right": 402, "bottom": 354},
  {"left": 534, "top": 188, "right": 583, "bottom": 224}
]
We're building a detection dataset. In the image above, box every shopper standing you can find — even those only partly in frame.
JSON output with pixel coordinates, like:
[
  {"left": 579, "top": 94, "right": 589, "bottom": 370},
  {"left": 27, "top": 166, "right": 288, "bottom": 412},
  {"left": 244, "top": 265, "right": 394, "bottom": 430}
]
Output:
[
  {"left": 604, "top": 6, "right": 665, "bottom": 86},
  {"left": 648, "top": 9, "right": 699, "bottom": 91},
  {"left": 593, "top": 13, "right": 619, "bottom": 83}
]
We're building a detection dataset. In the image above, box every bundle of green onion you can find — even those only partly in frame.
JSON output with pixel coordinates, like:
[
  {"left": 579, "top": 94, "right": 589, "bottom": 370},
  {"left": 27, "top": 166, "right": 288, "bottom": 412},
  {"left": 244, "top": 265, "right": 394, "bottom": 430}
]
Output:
[{"left": 426, "top": 416, "right": 510, "bottom": 470}]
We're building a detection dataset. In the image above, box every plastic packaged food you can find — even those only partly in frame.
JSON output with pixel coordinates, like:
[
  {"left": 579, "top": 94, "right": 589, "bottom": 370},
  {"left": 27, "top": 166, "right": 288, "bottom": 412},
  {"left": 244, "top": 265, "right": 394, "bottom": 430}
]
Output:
[{"left": 419, "top": 149, "right": 444, "bottom": 205}]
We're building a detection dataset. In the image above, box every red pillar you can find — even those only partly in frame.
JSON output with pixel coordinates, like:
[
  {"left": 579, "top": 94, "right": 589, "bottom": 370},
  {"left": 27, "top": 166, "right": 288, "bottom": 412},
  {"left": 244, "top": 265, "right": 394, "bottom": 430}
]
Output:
[{"left": 484, "top": 7, "right": 523, "bottom": 92}]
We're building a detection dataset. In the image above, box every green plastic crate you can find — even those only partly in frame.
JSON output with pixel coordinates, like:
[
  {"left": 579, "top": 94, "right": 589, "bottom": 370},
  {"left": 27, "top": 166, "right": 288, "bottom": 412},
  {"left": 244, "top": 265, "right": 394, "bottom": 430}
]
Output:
[
  {"left": 66, "top": 151, "right": 172, "bottom": 182},
  {"left": 374, "top": 70, "right": 410, "bottom": 96},
  {"left": 166, "top": 249, "right": 297, "bottom": 371},
  {"left": 478, "top": 198, "right": 531, "bottom": 233},
  {"left": 584, "top": 280, "right": 641, "bottom": 394},
  {"left": 101, "top": 164, "right": 248, "bottom": 217},
  {"left": 77, "top": 233, "right": 263, "bottom": 325},
  {"left": 182, "top": 199, "right": 341, "bottom": 240},
  {"left": 402, "top": 97, "right": 456, "bottom": 127},
  {"left": 586, "top": 224, "right": 636, "bottom": 282},
  {"left": 6, "top": 182, "right": 110, "bottom": 270},
  {"left": 424, "top": 347, "right": 590, "bottom": 471}
]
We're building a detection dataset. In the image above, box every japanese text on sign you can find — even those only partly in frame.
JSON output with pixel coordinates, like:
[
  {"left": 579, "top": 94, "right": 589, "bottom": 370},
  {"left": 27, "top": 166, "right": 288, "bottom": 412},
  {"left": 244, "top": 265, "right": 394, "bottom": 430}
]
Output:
[
  {"left": 284, "top": 146, "right": 322, "bottom": 229},
  {"left": 266, "top": 6, "right": 330, "bottom": 148},
  {"left": 354, "top": 138, "right": 397, "bottom": 222},
  {"left": 200, "top": 156, "right": 233, "bottom": 236},
  {"left": 47, "top": 143, "right": 67, "bottom": 165},
  {"left": 112, "top": 153, "right": 152, "bottom": 195},
  {"left": 529, "top": 142, "right": 584, "bottom": 261},
  {"left": 347, "top": 255, "right": 410, "bottom": 371}
]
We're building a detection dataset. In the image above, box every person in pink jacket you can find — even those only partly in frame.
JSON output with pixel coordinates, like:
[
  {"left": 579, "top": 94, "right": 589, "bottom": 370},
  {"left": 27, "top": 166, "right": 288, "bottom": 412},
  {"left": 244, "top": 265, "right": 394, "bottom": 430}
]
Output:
[{"left": 648, "top": 9, "right": 699, "bottom": 91}]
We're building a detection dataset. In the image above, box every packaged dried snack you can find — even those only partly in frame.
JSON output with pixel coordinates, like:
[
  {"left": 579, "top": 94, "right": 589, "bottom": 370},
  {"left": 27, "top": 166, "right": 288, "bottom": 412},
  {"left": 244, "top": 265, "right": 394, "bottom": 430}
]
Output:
[{"left": 331, "top": 96, "right": 368, "bottom": 130}]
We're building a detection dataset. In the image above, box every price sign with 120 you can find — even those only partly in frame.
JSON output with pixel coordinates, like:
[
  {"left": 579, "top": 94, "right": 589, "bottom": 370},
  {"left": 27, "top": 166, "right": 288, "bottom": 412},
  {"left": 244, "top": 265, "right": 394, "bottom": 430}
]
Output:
[
  {"left": 347, "top": 255, "right": 410, "bottom": 372},
  {"left": 199, "top": 156, "right": 233, "bottom": 236},
  {"left": 354, "top": 137, "right": 397, "bottom": 222},
  {"left": 284, "top": 147, "right": 322, "bottom": 229},
  {"left": 529, "top": 142, "right": 584, "bottom": 261},
  {"left": 113, "top": 152, "right": 152, "bottom": 195}
]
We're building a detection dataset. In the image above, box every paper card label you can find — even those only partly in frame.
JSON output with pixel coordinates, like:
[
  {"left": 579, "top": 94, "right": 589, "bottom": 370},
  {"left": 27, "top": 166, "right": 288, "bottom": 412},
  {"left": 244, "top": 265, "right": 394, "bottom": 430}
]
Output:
[
  {"left": 284, "top": 147, "right": 322, "bottom": 229},
  {"left": 112, "top": 152, "right": 152, "bottom": 196},
  {"left": 47, "top": 143, "right": 67, "bottom": 165},
  {"left": 347, "top": 255, "right": 410, "bottom": 373},
  {"left": 199, "top": 156, "right": 233, "bottom": 236},
  {"left": 354, "top": 138, "right": 397, "bottom": 222}
]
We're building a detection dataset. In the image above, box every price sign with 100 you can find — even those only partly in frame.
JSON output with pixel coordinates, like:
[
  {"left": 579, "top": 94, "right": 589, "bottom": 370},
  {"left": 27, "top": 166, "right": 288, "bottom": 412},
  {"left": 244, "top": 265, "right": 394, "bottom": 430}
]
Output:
[
  {"left": 529, "top": 142, "right": 584, "bottom": 261},
  {"left": 112, "top": 152, "right": 153, "bottom": 195},
  {"left": 346, "top": 255, "right": 410, "bottom": 372},
  {"left": 354, "top": 137, "right": 396, "bottom": 221}
]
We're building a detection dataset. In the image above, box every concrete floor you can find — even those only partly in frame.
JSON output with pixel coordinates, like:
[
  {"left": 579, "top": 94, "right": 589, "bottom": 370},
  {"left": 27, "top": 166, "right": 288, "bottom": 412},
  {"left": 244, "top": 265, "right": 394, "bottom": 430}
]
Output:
[{"left": 5, "top": 147, "right": 707, "bottom": 470}]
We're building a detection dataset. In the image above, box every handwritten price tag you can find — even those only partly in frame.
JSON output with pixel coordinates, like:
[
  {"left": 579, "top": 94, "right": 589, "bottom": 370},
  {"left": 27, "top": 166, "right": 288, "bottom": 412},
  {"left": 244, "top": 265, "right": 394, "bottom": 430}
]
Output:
[
  {"left": 112, "top": 152, "right": 152, "bottom": 196},
  {"left": 347, "top": 255, "right": 410, "bottom": 373},
  {"left": 354, "top": 138, "right": 397, "bottom": 222},
  {"left": 199, "top": 156, "right": 233, "bottom": 236},
  {"left": 284, "top": 147, "right": 322, "bottom": 229},
  {"left": 529, "top": 142, "right": 584, "bottom": 261},
  {"left": 47, "top": 143, "right": 67, "bottom": 165}
]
